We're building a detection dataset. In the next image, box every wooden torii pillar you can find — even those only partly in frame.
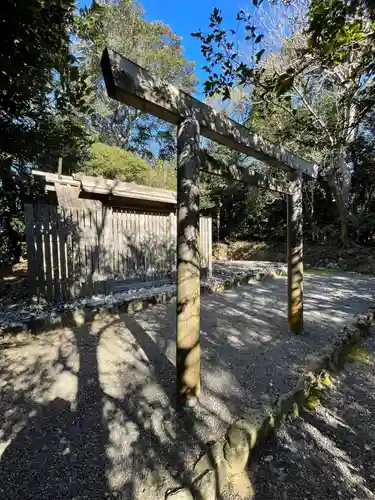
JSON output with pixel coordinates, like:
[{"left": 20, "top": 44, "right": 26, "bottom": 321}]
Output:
[
  {"left": 101, "top": 48, "right": 317, "bottom": 406},
  {"left": 176, "top": 118, "right": 201, "bottom": 405},
  {"left": 287, "top": 175, "right": 303, "bottom": 334},
  {"left": 202, "top": 153, "right": 304, "bottom": 334}
]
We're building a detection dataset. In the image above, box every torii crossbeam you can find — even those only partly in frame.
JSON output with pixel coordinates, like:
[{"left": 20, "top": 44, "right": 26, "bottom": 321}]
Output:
[{"left": 102, "top": 48, "right": 316, "bottom": 407}]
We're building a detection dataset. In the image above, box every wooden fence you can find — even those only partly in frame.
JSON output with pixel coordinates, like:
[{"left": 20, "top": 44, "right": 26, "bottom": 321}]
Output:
[{"left": 25, "top": 204, "right": 212, "bottom": 302}]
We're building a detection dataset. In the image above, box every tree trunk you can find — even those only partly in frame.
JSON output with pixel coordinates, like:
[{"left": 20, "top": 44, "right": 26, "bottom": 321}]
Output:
[{"left": 327, "top": 176, "right": 350, "bottom": 246}]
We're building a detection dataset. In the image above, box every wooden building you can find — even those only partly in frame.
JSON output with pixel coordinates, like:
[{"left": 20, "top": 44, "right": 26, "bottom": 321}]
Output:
[{"left": 25, "top": 171, "right": 212, "bottom": 302}]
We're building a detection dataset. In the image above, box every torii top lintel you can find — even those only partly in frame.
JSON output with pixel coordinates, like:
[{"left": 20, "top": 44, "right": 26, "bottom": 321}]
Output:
[{"left": 101, "top": 48, "right": 318, "bottom": 179}]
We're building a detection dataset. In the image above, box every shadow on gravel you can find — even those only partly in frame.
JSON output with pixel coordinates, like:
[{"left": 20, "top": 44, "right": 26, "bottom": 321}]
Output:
[
  {"left": 0, "top": 272, "right": 372, "bottom": 499},
  {"left": 251, "top": 341, "right": 375, "bottom": 500},
  {"left": 0, "top": 319, "right": 214, "bottom": 499},
  {"left": 0, "top": 323, "right": 112, "bottom": 499}
]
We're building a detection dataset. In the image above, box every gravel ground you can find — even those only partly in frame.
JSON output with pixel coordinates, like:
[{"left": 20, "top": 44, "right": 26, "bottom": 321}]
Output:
[
  {"left": 0, "top": 266, "right": 373, "bottom": 499},
  {"left": 251, "top": 332, "right": 375, "bottom": 500},
  {"left": 0, "top": 261, "right": 286, "bottom": 330}
]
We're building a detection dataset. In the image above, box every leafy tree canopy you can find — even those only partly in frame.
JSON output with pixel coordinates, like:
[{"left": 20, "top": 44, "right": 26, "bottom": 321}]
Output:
[
  {"left": 78, "top": 0, "right": 197, "bottom": 160},
  {"left": 81, "top": 142, "right": 176, "bottom": 190},
  {"left": 82, "top": 142, "right": 151, "bottom": 183},
  {"left": 192, "top": 0, "right": 375, "bottom": 244}
]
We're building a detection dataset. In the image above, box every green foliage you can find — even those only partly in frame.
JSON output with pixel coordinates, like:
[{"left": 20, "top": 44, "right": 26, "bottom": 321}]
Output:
[
  {"left": 0, "top": 0, "right": 92, "bottom": 262},
  {"left": 141, "top": 160, "right": 176, "bottom": 191},
  {"left": 81, "top": 142, "right": 176, "bottom": 190},
  {"left": 200, "top": 144, "right": 286, "bottom": 242},
  {"left": 1, "top": 0, "right": 192, "bottom": 262},
  {"left": 78, "top": 0, "right": 197, "bottom": 159},
  {"left": 308, "top": 1, "right": 374, "bottom": 58},
  {"left": 193, "top": 1, "right": 375, "bottom": 245},
  {"left": 2, "top": 0, "right": 375, "bottom": 263},
  {"left": 346, "top": 344, "right": 371, "bottom": 364},
  {"left": 82, "top": 142, "right": 150, "bottom": 183}
]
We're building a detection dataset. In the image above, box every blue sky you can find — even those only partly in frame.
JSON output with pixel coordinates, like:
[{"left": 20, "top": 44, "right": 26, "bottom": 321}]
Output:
[
  {"left": 141, "top": 0, "right": 244, "bottom": 87},
  {"left": 78, "top": 0, "right": 246, "bottom": 91}
]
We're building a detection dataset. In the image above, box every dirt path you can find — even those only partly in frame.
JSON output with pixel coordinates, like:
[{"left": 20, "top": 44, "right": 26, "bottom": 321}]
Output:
[{"left": 0, "top": 272, "right": 373, "bottom": 499}]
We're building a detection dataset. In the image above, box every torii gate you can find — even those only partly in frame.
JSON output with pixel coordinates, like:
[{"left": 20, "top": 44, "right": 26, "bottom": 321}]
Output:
[{"left": 101, "top": 48, "right": 318, "bottom": 407}]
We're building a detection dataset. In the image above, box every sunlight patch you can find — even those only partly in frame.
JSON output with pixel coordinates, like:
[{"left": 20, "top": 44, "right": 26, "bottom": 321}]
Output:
[{"left": 304, "top": 421, "right": 372, "bottom": 494}]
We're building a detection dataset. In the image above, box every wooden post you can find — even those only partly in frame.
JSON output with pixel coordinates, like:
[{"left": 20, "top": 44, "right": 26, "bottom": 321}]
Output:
[
  {"left": 57, "top": 157, "right": 63, "bottom": 179},
  {"left": 287, "top": 176, "right": 303, "bottom": 334},
  {"left": 176, "top": 118, "right": 201, "bottom": 407}
]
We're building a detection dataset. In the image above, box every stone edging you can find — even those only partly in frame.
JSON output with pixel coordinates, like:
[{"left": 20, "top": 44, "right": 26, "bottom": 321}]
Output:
[
  {"left": 1, "top": 267, "right": 287, "bottom": 335},
  {"left": 166, "top": 307, "right": 375, "bottom": 500}
]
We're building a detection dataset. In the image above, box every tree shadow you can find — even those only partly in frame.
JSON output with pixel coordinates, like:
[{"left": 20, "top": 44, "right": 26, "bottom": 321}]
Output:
[
  {"left": 250, "top": 336, "right": 375, "bottom": 499},
  {"left": 0, "top": 315, "right": 216, "bottom": 499},
  {"left": 0, "top": 321, "right": 113, "bottom": 499},
  {"left": 0, "top": 269, "right": 372, "bottom": 498}
]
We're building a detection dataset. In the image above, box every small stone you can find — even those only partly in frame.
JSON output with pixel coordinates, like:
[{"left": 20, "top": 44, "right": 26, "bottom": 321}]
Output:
[
  {"left": 73, "top": 309, "right": 85, "bottom": 326},
  {"left": 185, "top": 396, "right": 199, "bottom": 408},
  {"left": 231, "top": 411, "right": 269, "bottom": 451},
  {"left": 192, "top": 470, "right": 216, "bottom": 500},
  {"left": 264, "top": 455, "right": 273, "bottom": 463},
  {"left": 191, "top": 440, "right": 225, "bottom": 481},
  {"left": 165, "top": 487, "right": 194, "bottom": 499},
  {"left": 224, "top": 425, "right": 250, "bottom": 470}
]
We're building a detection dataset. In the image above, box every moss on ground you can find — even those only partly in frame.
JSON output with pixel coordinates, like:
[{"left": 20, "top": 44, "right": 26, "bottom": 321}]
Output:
[{"left": 346, "top": 344, "right": 372, "bottom": 364}]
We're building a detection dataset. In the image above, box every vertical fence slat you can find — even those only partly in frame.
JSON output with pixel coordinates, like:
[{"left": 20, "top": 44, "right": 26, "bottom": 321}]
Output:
[
  {"left": 42, "top": 206, "right": 53, "bottom": 302},
  {"left": 50, "top": 206, "right": 61, "bottom": 301},
  {"left": 56, "top": 207, "right": 68, "bottom": 300},
  {"left": 204, "top": 218, "right": 206, "bottom": 269},
  {"left": 78, "top": 210, "right": 85, "bottom": 296},
  {"left": 156, "top": 214, "right": 159, "bottom": 278},
  {"left": 65, "top": 207, "right": 73, "bottom": 299},
  {"left": 133, "top": 212, "right": 138, "bottom": 278},
  {"left": 123, "top": 211, "right": 128, "bottom": 278},
  {"left": 160, "top": 214, "right": 164, "bottom": 277},
  {"left": 141, "top": 212, "right": 145, "bottom": 278},
  {"left": 82, "top": 209, "right": 88, "bottom": 294},
  {"left": 73, "top": 208, "right": 81, "bottom": 298},
  {"left": 122, "top": 211, "right": 126, "bottom": 278},
  {"left": 105, "top": 208, "right": 113, "bottom": 286},
  {"left": 162, "top": 213, "right": 166, "bottom": 277},
  {"left": 169, "top": 211, "right": 176, "bottom": 278},
  {"left": 155, "top": 213, "right": 158, "bottom": 278},
  {"left": 144, "top": 212, "right": 148, "bottom": 278},
  {"left": 113, "top": 211, "right": 118, "bottom": 277},
  {"left": 34, "top": 205, "right": 46, "bottom": 300},
  {"left": 95, "top": 208, "right": 102, "bottom": 293},
  {"left": 147, "top": 212, "right": 150, "bottom": 277},
  {"left": 25, "top": 203, "right": 212, "bottom": 300},
  {"left": 25, "top": 204, "right": 37, "bottom": 301},
  {"left": 111, "top": 209, "right": 115, "bottom": 280},
  {"left": 160, "top": 214, "right": 163, "bottom": 277},
  {"left": 149, "top": 213, "right": 153, "bottom": 277},
  {"left": 165, "top": 213, "right": 169, "bottom": 277},
  {"left": 159, "top": 214, "right": 163, "bottom": 278},
  {"left": 80, "top": 209, "right": 88, "bottom": 296},
  {"left": 140, "top": 212, "right": 145, "bottom": 279},
  {"left": 85, "top": 209, "right": 92, "bottom": 296},
  {"left": 95, "top": 208, "right": 103, "bottom": 294},
  {"left": 208, "top": 217, "right": 213, "bottom": 277},
  {"left": 122, "top": 210, "right": 127, "bottom": 279}
]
